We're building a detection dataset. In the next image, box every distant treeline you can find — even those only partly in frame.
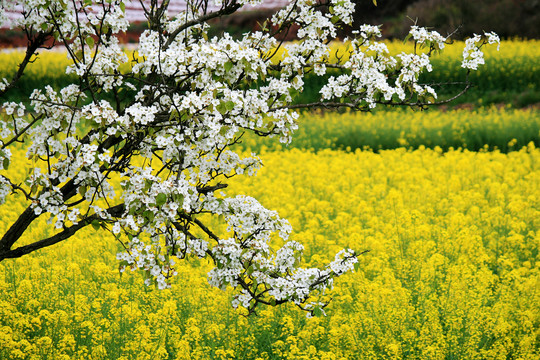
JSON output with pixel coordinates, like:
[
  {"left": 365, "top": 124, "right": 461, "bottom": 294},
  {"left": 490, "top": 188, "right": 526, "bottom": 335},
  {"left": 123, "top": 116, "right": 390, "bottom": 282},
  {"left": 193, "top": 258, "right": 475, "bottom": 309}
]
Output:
[
  {"left": 355, "top": 0, "right": 540, "bottom": 40},
  {"left": 216, "top": 0, "right": 540, "bottom": 40},
  {"left": 208, "top": 0, "right": 540, "bottom": 40},
  {"left": 0, "top": 1, "right": 537, "bottom": 48}
]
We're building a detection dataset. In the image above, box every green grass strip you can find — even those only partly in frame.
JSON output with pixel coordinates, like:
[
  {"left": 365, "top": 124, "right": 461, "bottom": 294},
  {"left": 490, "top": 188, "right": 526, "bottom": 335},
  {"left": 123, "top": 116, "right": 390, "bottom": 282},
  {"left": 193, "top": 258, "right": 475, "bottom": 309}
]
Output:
[{"left": 240, "top": 107, "right": 540, "bottom": 153}]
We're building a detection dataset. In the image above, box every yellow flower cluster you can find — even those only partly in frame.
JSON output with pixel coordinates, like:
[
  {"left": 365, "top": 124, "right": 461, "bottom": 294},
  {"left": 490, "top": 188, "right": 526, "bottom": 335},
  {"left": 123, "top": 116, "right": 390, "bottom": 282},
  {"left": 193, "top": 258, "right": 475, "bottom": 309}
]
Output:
[{"left": 1, "top": 141, "right": 538, "bottom": 359}]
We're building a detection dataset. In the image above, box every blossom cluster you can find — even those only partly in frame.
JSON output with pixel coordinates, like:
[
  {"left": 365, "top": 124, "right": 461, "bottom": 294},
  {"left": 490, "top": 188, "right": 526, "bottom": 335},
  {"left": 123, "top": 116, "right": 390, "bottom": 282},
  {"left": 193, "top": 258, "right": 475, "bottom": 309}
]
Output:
[
  {"left": 462, "top": 32, "right": 501, "bottom": 70},
  {"left": 321, "top": 25, "right": 455, "bottom": 108},
  {"left": 0, "top": 0, "right": 498, "bottom": 313}
]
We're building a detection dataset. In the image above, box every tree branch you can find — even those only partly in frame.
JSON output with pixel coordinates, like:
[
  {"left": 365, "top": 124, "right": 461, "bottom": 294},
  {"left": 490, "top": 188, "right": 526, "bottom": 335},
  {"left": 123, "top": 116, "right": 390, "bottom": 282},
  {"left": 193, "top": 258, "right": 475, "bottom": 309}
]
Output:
[
  {"left": 196, "top": 183, "right": 227, "bottom": 194},
  {"left": 0, "top": 30, "right": 53, "bottom": 98},
  {"left": 271, "top": 101, "right": 361, "bottom": 112},
  {"left": 164, "top": 2, "right": 241, "bottom": 49},
  {"left": 0, "top": 203, "right": 125, "bottom": 261},
  {"left": 0, "top": 206, "right": 39, "bottom": 256}
]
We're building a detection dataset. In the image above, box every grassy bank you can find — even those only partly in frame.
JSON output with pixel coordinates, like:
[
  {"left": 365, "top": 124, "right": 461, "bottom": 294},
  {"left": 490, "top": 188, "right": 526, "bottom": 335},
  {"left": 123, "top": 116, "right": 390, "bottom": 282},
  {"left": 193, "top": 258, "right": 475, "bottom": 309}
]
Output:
[{"left": 240, "top": 107, "right": 540, "bottom": 153}]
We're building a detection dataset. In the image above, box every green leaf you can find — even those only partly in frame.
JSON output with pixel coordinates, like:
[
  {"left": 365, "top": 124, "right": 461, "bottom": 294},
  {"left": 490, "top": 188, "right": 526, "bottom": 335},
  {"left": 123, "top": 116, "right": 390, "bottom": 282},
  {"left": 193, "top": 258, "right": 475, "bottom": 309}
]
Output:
[
  {"left": 289, "top": 87, "right": 299, "bottom": 99},
  {"left": 313, "top": 307, "right": 324, "bottom": 317},
  {"left": 372, "top": 0, "right": 377, "bottom": 6},
  {"left": 3, "top": 158, "right": 9, "bottom": 170},
  {"left": 144, "top": 180, "right": 152, "bottom": 191},
  {"left": 403, "top": 33, "right": 412, "bottom": 44},
  {"left": 225, "top": 101, "right": 235, "bottom": 112},
  {"left": 224, "top": 61, "right": 233, "bottom": 72},
  {"left": 91, "top": 219, "right": 100, "bottom": 231},
  {"left": 119, "top": 1, "right": 126, "bottom": 12},
  {"left": 143, "top": 210, "right": 155, "bottom": 222},
  {"left": 216, "top": 102, "right": 227, "bottom": 114},
  {"left": 173, "top": 193, "right": 184, "bottom": 204},
  {"left": 85, "top": 36, "right": 95, "bottom": 48},
  {"left": 156, "top": 193, "right": 167, "bottom": 206}
]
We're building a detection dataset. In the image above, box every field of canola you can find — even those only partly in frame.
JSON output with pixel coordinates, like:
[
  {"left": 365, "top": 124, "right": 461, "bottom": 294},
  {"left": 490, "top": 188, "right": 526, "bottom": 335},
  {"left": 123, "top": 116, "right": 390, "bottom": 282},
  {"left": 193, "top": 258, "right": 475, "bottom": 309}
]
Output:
[{"left": 0, "top": 140, "right": 538, "bottom": 359}]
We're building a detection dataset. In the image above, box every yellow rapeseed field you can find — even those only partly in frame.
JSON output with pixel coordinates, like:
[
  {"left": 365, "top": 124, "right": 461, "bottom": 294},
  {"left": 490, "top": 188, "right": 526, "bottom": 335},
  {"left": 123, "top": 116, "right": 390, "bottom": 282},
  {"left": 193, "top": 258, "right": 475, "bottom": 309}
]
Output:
[
  {"left": 0, "top": 39, "right": 537, "bottom": 79},
  {"left": 271, "top": 38, "right": 539, "bottom": 65},
  {"left": 0, "top": 141, "right": 538, "bottom": 359}
]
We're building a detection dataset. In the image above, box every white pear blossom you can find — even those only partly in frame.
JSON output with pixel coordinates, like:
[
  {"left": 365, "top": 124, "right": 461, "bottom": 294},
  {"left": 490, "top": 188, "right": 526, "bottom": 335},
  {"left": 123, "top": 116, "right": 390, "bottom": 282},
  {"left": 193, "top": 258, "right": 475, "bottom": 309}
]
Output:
[{"left": 462, "top": 32, "right": 501, "bottom": 70}]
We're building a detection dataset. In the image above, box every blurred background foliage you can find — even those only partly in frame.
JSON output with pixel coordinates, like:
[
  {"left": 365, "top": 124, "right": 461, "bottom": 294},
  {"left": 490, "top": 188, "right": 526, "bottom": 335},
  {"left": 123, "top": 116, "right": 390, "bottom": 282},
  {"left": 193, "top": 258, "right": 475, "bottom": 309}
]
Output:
[
  {"left": 208, "top": 0, "right": 540, "bottom": 40},
  {"left": 0, "top": 0, "right": 538, "bottom": 47},
  {"left": 352, "top": 0, "right": 539, "bottom": 40}
]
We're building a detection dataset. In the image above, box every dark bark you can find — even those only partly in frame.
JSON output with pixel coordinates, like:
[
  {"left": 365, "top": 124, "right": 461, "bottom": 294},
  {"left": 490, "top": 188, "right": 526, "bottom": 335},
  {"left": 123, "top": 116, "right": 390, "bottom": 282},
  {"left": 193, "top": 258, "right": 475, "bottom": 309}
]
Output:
[
  {"left": 0, "top": 30, "right": 53, "bottom": 99},
  {"left": 0, "top": 204, "right": 125, "bottom": 261},
  {"left": 0, "top": 207, "right": 39, "bottom": 256}
]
